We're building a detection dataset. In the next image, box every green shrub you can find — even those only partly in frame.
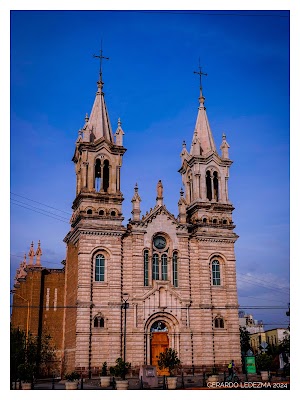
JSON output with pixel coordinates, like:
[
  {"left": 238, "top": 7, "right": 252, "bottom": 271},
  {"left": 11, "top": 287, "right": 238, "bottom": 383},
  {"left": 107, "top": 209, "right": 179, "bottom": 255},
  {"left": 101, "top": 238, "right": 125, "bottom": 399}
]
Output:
[
  {"left": 65, "top": 371, "right": 80, "bottom": 381},
  {"left": 101, "top": 361, "right": 108, "bottom": 376},
  {"left": 256, "top": 354, "right": 273, "bottom": 371},
  {"left": 109, "top": 358, "right": 131, "bottom": 380},
  {"left": 157, "top": 348, "right": 181, "bottom": 376}
]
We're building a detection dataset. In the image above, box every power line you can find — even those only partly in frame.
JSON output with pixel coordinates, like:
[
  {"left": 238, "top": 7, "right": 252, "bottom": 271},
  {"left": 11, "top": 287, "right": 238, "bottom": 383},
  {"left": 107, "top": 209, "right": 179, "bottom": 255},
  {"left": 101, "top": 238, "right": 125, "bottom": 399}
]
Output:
[
  {"left": 10, "top": 253, "right": 62, "bottom": 266},
  {"left": 238, "top": 295, "right": 288, "bottom": 304},
  {"left": 10, "top": 192, "right": 70, "bottom": 215},
  {"left": 11, "top": 200, "right": 69, "bottom": 224},
  {"left": 10, "top": 304, "right": 289, "bottom": 310},
  {"left": 237, "top": 274, "right": 289, "bottom": 295}
]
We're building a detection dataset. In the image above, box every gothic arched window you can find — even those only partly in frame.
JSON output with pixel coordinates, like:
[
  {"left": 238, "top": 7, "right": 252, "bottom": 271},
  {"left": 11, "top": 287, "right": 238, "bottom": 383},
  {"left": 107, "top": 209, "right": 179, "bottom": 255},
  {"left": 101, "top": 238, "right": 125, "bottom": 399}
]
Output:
[
  {"left": 161, "top": 254, "right": 168, "bottom": 281},
  {"left": 206, "top": 171, "right": 212, "bottom": 201},
  {"left": 95, "top": 254, "right": 105, "bottom": 282},
  {"left": 152, "top": 254, "right": 159, "bottom": 280},
  {"left": 214, "top": 317, "right": 224, "bottom": 328},
  {"left": 144, "top": 250, "right": 149, "bottom": 286},
  {"left": 213, "top": 171, "right": 219, "bottom": 201},
  {"left": 95, "top": 159, "right": 101, "bottom": 192},
  {"left": 212, "top": 259, "right": 221, "bottom": 286},
  {"left": 172, "top": 252, "right": 178, "bottom": 287},
  {"left": 103, "top": 160, "right": 109, "bottom": 192},
  {"left": 94, "top": 316, "right": 105, "bottom": 328}
]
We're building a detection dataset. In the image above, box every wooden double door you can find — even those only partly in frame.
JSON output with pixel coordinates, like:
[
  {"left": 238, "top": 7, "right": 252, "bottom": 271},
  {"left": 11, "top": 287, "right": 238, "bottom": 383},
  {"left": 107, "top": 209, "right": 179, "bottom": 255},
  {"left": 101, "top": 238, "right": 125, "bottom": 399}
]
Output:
[{"left": 151, "top": 332, "right": 169, "bottom": 375}]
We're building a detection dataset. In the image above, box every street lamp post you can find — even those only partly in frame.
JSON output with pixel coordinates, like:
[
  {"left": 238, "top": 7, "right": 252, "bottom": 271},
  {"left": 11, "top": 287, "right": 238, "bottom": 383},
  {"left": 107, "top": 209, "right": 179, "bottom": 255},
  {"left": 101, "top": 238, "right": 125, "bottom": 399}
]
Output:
[{"left": 122, "top": 293, "right": 129, "bottom": 366}]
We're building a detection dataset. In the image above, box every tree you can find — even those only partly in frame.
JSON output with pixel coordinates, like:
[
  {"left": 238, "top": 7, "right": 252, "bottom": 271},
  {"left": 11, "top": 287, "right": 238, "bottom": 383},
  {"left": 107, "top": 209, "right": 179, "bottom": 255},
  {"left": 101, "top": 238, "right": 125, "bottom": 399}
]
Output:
[
  {"left": 157, "top": 348, "right": 181, "bottom": 376},
  {"left": 10, "top": 326, "right": 57, "bottom": 383},
  {"left": 109, "top": 358, "right": 131, "bottom": 380},
  {"left": 240, "top": 327, "right": 251, "bottom": 354}
]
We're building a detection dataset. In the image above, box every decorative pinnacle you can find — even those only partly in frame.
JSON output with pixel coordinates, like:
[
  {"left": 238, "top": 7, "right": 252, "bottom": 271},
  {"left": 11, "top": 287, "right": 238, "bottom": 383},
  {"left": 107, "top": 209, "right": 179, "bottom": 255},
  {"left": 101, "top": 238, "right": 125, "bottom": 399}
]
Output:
[
  {"left": 93, "top": 41, "right": 109, "bottom": 84},
  {"left": 180, "top": 187, "right": 184, "bottom": 197},
  {"left": 85, "top": 113, "right": 89, "bottom": 122},
  {"left": 222, "top": 132, "right": 226, "bottom": 140},
  {"left": 118, "top": 118, "right": 122, "bottom": 127},
  {"left": 182, "top": 140, "right": 186, "bottom": 148},
  {"left": 134, "top": 183, "right": 138, "bottom": 192},
  {"left": 194, "top": 60, "right": 207, "bottom": 103}
]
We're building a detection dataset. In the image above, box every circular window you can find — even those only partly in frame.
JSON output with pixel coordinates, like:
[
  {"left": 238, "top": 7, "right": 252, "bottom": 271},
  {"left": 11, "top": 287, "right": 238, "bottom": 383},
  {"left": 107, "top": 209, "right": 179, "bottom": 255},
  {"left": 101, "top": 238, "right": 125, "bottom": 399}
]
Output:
[{"left": 153, "top": 235, "right": 167, "bottom": 250}]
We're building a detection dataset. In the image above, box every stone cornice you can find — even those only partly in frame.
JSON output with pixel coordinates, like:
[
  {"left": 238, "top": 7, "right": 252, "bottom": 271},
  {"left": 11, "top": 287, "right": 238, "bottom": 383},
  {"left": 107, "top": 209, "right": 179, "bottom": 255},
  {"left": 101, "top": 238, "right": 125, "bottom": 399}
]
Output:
[{"left": 64, "top": 226, "right": 126, "bottom": 244}]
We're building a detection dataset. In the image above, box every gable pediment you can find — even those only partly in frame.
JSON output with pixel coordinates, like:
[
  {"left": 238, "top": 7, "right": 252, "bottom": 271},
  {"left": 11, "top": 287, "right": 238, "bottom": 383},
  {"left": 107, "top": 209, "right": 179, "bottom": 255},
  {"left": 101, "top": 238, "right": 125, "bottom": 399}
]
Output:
[{"left": 140, "top": 205, "right": 178, "bottom": 227}]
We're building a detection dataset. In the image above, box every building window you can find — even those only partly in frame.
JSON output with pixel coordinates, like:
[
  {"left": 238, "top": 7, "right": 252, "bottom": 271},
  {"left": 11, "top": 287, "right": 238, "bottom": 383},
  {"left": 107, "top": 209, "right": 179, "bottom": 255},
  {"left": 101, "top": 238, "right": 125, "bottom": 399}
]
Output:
[
  {"left": 94, "top": 316, "right": 105, "bottom": 328},
  {"left": 212, "top": 260, "right": 221, "bottom": 286},
  {"left": 95, "top": 254, "right": 105, "bottom": 282},
  {"left": 213, "top": 171, "right": 219, "bottom": 201},
  {"left": 95, "top": 159, "right": 101, "bottom": 192},
  {"left": 214, "top": 317, "right": 224, "bottom": 328},
  {"left": 111, "top": 210, "right": 116, "bottom": 216},
  {"left": 152, "top": 254, "right": 159, "bottom": 280},
  {"left": 87, "top": 209, "right": 92, "bottom": 214},
  {"left": 206, "top": 171, "right": 212, "bottom": 201},
  {"left": 103, "top": 160, "right": 109, "bottom": 192},
  {"left": 144, "top": 250, "right": 149, "bottom": 286},
  {"left": 172, "top": 252, "right": 178, "bottom": 287},
  {"left": 161, "top": 254, "right": 168, "bottom": 280},
  {"left": 99, "top": 209, "right": 105, "bottom": 216}
]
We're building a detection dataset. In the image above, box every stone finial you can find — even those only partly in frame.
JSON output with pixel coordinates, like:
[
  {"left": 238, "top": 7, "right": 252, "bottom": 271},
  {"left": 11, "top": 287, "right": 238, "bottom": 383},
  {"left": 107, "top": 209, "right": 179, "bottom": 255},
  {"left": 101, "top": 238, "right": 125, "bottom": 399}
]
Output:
[
  {"left": 28, "top": 242, "right": 35, "bottom": 266},
  {"left": 115, "top": 117, "right": 125, "bottom": 146},
  {"left": 178, "top": 187, "right": 187, "bottom": 223},
  {"left": 220, "top": 132, "right": 230, "bottom": 159},
  {"left": 85, "top": 113, "right": 89, "bottom": 123},
  {"left": 35, "top": 240, "right": 42, "bottom": 267},
  {"left": 131, "top": 183, "right": 141, "bottom": 221}
]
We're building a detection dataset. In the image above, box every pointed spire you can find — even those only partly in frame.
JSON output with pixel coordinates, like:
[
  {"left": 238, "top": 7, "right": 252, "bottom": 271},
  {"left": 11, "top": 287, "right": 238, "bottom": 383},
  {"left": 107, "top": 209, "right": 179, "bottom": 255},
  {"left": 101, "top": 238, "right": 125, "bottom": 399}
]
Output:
[
  {"left": 28, "top": 241, "right": 35, "bottom": 266},
  {"left": 82, "top": 46, "right": 113, "bottom": 143},
  {"left": 220, "top": 132, "right": 230, "bottom": 159},
  {"left": 131, "top": 183, "right": 142, "bottom": 221},
  {"left": 35, "top": 240, "right": 42, "bottom": 267},
  {"left": 191, "top": 64, "right": 216, "bottom": 156}
]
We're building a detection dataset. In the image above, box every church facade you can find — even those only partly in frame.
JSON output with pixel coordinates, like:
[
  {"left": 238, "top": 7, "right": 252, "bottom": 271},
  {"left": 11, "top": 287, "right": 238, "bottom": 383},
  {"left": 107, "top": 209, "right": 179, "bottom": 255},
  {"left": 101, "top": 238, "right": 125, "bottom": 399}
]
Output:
[{"left": 12, "top": 63, "right": 241, "bottom": 375}]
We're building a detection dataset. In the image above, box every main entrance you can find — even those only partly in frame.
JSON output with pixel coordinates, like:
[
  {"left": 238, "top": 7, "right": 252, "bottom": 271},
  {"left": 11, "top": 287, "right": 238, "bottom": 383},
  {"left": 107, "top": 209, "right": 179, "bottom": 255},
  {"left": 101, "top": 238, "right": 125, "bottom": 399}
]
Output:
[{"left": 150, "top": 321, "right": 169, "bottom": 375}]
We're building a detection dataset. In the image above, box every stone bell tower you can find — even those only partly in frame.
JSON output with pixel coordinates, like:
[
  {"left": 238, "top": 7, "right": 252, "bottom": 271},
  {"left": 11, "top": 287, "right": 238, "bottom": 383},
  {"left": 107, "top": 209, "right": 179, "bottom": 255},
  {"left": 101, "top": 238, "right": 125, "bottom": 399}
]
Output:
[
  {"left": 70, "top": 61, "right": 126, "bottom": 227},
  {"left": 63, "top": 49, "right": 126, "bottom": 373},
  {"left": 179, "top": 66, "right": 235, "bottom": 232}
]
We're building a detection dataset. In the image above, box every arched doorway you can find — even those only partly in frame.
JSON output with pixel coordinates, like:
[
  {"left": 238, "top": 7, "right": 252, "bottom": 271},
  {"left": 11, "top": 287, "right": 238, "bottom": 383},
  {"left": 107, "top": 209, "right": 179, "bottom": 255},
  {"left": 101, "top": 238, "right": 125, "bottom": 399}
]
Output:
[{"left": 150, "top": 321, "right": 169, "bottom": 375}]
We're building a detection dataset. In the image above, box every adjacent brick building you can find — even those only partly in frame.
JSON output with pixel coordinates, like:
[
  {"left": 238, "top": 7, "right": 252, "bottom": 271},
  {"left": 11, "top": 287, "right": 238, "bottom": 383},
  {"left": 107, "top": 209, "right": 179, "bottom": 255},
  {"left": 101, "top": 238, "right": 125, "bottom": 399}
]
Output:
[{"left": 11, "top": 63, "right": 242, "bottom": 376}]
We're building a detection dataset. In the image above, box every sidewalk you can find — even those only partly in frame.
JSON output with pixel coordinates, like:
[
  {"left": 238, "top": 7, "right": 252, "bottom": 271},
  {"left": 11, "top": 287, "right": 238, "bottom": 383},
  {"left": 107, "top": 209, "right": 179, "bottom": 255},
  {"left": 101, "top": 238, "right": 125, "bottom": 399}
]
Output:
[{"left": 12, "top": 374, "right": 290, "bottom": 390}]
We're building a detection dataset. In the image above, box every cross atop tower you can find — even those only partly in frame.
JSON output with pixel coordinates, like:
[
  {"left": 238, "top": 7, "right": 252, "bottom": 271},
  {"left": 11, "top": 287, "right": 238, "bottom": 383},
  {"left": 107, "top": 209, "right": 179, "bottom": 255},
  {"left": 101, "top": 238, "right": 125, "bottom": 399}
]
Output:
[
  {"left": 93, "top": 41, "right": 109, "bottom": 83},
  {"left": 194, "top": 60, "right": 207, "bottom": 98}
]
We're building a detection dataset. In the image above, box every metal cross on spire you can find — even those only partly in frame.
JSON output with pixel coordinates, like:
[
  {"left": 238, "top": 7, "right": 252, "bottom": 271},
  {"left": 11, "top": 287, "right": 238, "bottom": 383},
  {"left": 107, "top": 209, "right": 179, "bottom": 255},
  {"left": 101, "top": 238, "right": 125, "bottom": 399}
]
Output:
[
  {"left": 93, "top": 41, "right": 109, "bottom": 83},
  {"left": 194, "top": 59, "right": 207, "bottom": 98}
]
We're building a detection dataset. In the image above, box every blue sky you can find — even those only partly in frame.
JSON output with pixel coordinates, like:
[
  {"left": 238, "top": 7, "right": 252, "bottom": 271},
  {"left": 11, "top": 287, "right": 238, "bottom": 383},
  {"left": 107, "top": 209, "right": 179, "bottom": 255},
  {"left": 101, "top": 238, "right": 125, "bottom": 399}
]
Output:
[{"left": 8, "top": 7, "right": 291, "bottom": 329}]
